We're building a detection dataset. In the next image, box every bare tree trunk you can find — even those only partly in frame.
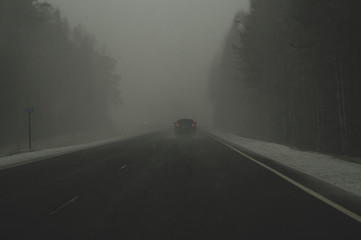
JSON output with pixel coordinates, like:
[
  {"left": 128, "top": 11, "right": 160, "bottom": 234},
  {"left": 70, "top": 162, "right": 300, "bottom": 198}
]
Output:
[
  {"left": 282, "top": 113, "right": 287, "bottom": 142},
  {"left": 316, "top": 93, "right": 323, "bottom": 151},
  {"left": 335, "top": 43, "right": 348, "bottom": 154}
]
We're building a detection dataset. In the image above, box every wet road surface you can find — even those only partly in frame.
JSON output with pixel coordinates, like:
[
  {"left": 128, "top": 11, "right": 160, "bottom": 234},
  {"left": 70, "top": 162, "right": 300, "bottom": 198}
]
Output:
[{"left": 0, "top": 131, "right": 360, "bottom": 239}]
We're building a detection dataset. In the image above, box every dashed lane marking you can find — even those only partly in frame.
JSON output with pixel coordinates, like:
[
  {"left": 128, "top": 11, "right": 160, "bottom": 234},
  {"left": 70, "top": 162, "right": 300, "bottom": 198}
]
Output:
[
  {"left": 118, "top": 165, "right": 127, "bottom": 171},
  {"left": 49, "top": 196, "right": 80, "bottom": 215}
]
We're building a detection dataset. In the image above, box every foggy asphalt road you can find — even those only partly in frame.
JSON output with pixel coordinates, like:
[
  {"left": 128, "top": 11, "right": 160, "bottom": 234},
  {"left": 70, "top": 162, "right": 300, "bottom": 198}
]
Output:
[{"left": 0, "top": 132, "right": 360, "bottom": 240}]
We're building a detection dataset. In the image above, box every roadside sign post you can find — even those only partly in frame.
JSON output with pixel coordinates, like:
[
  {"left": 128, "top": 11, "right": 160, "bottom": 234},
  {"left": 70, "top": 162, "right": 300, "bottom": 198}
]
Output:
[{"left": 25, "top": 108, "right": 34, "bottom": 150}]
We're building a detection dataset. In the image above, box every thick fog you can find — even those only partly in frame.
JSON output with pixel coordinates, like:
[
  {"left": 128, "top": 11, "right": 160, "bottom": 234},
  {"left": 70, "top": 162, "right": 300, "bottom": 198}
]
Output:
[{"left": 47, "top": 0, "right": 249, "bottom": 131}]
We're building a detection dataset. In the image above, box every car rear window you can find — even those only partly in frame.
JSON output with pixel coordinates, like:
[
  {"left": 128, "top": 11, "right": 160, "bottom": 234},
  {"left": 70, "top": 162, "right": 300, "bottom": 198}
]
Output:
[{"left": 178, "top": 119, "right": 193, "bottom": 123}]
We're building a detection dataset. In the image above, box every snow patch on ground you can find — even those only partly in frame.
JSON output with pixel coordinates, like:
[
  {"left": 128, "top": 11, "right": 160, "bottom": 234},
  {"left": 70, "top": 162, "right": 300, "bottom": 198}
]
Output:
[
  {"left": 210, "top": 130, "right": 361, "bottom": 197},
  {"left": 0, "top": 133, "right": 149, "bottom": 171}
]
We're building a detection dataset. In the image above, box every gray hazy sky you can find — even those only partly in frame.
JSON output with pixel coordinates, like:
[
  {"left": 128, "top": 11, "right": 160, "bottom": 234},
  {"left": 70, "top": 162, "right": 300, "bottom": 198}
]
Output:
[{"left": 48, "top": 0, "right": 249, "bottom": 129}]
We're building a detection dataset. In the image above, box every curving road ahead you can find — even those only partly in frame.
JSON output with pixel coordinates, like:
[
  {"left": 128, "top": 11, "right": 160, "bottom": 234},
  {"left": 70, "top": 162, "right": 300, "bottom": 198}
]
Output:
[{"left": 0, "top": 131, "right": 360, "bottom": 240}]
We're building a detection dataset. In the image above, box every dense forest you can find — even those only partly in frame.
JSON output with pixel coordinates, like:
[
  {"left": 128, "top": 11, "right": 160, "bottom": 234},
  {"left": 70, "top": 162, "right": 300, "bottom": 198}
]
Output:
[
  {"left": 209, "top": 0, "right": 361, "bottom": 156},
  {"left": 0, "top": 0, "right": 121, "bottom": 149}
]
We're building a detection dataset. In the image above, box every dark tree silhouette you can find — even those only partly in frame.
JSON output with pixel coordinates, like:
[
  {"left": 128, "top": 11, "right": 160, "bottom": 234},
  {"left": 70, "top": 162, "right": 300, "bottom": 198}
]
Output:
[
  {"left": 209, "top": 0, "right": 361, "bottom": 156},
  {"left": 0, "top": 0, "right": 121, "bottom": 149}
]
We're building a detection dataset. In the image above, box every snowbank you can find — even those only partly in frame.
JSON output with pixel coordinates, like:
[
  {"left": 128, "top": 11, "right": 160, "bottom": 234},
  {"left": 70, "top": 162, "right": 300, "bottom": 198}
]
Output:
[
  {"left": 210, "top": 130, "right": 361, "bottom": 197},
  {"left": 0, "top": 133, "right": 148, "bottom": 171}
]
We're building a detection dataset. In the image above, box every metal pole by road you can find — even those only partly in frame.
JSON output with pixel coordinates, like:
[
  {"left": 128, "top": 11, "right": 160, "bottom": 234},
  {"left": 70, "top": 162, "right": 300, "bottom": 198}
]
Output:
[
  {"left": 28, "top": 112, "right": 31, "bottom": 150},
  {"left": 25, "top": 108, "right": 34, "bottom": 151}
]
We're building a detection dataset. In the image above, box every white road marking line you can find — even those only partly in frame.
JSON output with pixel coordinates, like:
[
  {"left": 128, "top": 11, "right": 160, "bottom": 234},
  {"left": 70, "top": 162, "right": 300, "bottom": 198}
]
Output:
[
  {"left": 55, "top": 148, "right": 139, "bottom": 182},
  {"left": 56, "top": 161, "right": 104, "bottom": 182},
  {"left": 210, "top": 135, "right": 361, "bottom": 223},
  {"left": 118, "top": 165, "right": 126, "bottom": 171},
  {"left": 49, "top": 196, "right": 80, "bottom": 215}
]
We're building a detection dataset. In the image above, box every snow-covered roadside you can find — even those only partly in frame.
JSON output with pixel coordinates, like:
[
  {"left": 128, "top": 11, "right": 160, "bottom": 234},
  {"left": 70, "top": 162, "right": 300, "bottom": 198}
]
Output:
[
  {"left": 210, "top": 130, "right": 361, "bottom": 197},
  {"left": 0, "top": 132, "right": 153, "bottom": 171}
]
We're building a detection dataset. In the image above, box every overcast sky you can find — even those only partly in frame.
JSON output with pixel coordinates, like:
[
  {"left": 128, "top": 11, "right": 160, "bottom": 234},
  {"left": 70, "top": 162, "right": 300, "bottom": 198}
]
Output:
[{"left": 47, "top": 0, "right": 249, "bottom": 129}]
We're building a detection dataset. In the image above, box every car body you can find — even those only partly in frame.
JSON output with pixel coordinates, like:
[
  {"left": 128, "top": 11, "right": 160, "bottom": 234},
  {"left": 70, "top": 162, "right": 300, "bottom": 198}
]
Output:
[{"left": 174, "top": 119, "right": 197, "bottom": 135}]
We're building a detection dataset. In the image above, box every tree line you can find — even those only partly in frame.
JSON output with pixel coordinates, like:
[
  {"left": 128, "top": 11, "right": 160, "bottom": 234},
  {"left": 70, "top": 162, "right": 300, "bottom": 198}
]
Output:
[
  {"left": 209, "top": 0, "right": 361, "bottom": 156},
  {"left": 0, "top": 0, "right": 121, "bottom": 148}
]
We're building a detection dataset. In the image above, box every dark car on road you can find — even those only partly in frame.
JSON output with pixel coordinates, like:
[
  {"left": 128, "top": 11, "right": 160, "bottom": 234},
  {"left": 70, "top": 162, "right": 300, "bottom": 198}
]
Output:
[{"left": 174, "top": 119, "right": 197, "bottom": 135}]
